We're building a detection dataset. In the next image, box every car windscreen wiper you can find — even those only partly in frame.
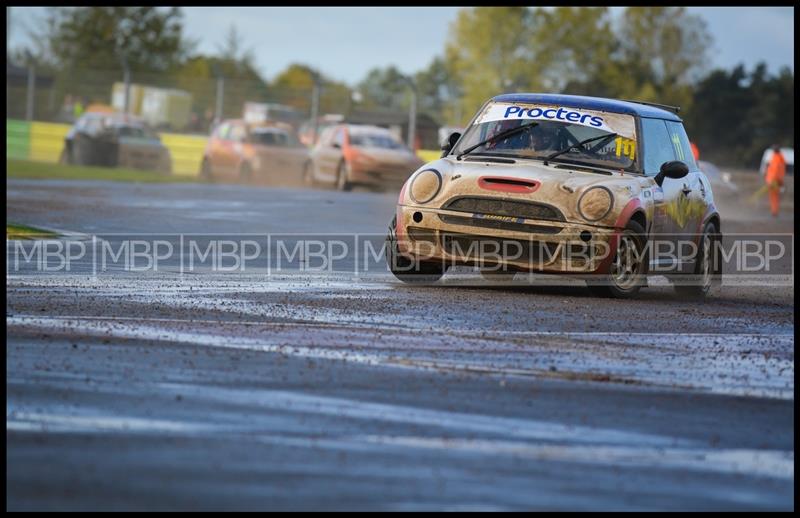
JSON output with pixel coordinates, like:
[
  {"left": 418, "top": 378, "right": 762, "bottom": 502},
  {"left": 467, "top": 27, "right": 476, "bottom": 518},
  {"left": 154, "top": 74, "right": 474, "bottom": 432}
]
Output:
[
  {"left": 545, "top": 133, "right": 619, "bottom": 164},
  {"left": 456, "top": 122, "right": 539, "bottom": 161}
]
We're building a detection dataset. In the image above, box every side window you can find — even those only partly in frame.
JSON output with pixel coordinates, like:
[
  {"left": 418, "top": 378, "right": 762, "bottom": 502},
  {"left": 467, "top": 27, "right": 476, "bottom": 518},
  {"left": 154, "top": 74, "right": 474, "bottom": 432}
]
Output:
[
  {"left": 333, "top": 127, "right": 345, "bottom": 147},
  {"left": 229, "top": 124, "right": 247, "bottom": 143},
  {"left": 84, "top": 117, "right": 102, "bottom": 136},
  {"left": 640, "top": 118, "right": 676, "bottom": 176},
  {"left": 666, "top": 121, "right": 698, "bottom": 170},
  {"left": 215, "top": 123, "right": 230, "bottom": 140},
  {"left": 317, "top": 127, "right": 333, "bottom": 146}
]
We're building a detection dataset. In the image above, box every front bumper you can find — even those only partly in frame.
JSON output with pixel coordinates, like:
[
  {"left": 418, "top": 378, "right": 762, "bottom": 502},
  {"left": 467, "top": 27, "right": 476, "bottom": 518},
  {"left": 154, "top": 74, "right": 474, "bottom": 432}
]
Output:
[
  {"left": 350, "top": 162, "right": 416, "bottom": 186},
  {"left": 396, "top": 204, "right": 617, "bottom": 273}
]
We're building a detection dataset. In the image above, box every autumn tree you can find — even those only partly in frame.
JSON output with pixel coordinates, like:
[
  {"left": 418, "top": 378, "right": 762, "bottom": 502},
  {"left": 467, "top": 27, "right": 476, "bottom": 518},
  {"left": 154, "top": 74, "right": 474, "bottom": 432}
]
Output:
[
  {"left": 271, "top": 64, "right": 352, "bottom": 116},
  {"left": 616, "top": 6, "right": 712, "bottom": 110},
  {"left": 445, "top": 7, "right": 538, "bottom": 124}
]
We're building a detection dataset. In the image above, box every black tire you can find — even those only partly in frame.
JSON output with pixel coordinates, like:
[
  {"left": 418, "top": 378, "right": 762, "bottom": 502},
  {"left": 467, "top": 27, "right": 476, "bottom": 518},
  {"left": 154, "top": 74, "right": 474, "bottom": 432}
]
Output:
[
  {"left": 587, "top": 219, "right": 648, "bottom": 298},
  {"left": 199, "top": 158, "right": 214, "bottom": 181},
  {"left": 385, "top": 215, "right": 446, "bottom": 284},
  {"left": 303, "top": 161, "right": 316, "bottom": 187},
  {"left": 239, "top": 163, "right": 253, "bottom": 184},
  {"left": 158, "top": 155, "right": 172, "bottom": 175},
  {"left": 59, "top": 147, "right": 71, "bottom": 165},
  {"left": 673, "top": 221, "right": 720, "bottom": 301},
  {"left": 336, "top": 161, "right": 353, "bottom": 191},
  {"left": 72, "top": 139, "right": 89, "bottom": 166}
]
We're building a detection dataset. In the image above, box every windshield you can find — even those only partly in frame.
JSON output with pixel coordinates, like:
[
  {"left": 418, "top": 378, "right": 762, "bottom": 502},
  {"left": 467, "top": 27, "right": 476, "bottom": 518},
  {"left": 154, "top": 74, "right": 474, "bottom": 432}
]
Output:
[
  {"left": 453, "top": 102, "right": 639, "bottom": 171},
  {"left": 350, "top": 132, "right": 405, "bottom": 150},
  {"left": 117, "top": 125, "right": 159, "bottom": 140},
  {"left": 251, "top": 129, "right": 299, "bottom": 147}
]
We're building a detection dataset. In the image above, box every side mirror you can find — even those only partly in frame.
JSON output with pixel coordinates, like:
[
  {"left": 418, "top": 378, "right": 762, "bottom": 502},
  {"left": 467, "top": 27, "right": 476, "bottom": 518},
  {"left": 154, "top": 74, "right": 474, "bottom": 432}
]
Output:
[
  {"left": 655, "top": 160, "right": 689, "bottom": 186},
  {"left": 440, "top": 132, "right": 461, "bottom": 157}
]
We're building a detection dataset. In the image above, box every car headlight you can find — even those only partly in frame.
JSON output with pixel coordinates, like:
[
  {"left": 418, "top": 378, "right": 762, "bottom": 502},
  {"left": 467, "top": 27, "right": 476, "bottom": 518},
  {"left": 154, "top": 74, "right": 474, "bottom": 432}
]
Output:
[
  {"left": 409, "top": 169, "right": 442, "bottom": 204},
  {"left": 578, "top": 186, "right": 613, "bottom": 221}
]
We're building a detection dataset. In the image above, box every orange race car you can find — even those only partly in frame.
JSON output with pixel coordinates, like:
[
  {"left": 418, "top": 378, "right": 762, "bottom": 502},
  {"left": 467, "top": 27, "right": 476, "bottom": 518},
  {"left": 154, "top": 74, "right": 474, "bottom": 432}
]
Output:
[
  {"left": 200, "top": 119, "right": 310, "bottom": 184},
  {"left": 305, "top": 124, "right": 424, "bottom": 191}
]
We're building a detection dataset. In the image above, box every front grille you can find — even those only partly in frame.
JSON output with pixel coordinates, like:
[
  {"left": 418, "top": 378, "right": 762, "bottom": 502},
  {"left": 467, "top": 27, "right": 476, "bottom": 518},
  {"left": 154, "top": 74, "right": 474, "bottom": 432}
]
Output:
[
  {"left": 443, "top": 196, "right": 565, "bottom": 221},
  {"left": 438, "top": 214, "right": 561, "bottom": 234}
]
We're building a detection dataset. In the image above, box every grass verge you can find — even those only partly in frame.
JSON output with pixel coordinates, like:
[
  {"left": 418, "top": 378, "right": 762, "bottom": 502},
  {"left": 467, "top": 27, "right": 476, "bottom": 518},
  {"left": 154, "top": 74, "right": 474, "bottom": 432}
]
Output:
[
  {"left": 6, "top": 159, "right": 201, "bottom": 183},
  {"left": 7, "top": 223, "right": 60, "bottom": 240}
]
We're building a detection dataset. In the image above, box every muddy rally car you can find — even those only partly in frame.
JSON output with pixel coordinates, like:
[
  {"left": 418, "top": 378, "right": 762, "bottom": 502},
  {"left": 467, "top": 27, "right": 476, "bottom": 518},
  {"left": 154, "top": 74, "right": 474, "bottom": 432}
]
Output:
[
  {"left": 386, "top": 94, "right": 722, "bottom": 298},
  {"left": 60, "top": 113, "right": 172, "bottom": 173}
]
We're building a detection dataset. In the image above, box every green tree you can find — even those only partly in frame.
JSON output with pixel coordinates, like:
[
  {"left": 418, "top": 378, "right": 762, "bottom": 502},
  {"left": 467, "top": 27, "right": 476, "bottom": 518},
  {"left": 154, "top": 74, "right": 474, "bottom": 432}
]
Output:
[
  {"left": 356, "top": 66, "right": 413, "bottom": 111},
  {"left": 174, "top": 25, "right": 269, "bottom": 123},
  {"left": 530, "top": 7, "right": 624, "bottom": 97},
  {"left": 173, "top": 56, "right": 268, "bottom": 123},
  {"left": 271, "top": 64, "right": 352, "bottom": 116},
  {"left": 617, "top": 7, "right": 712, "bottom": 109},
  {"left": 216, "top": 24, "right": 256, "bottom": 69},
  {"left": 414, "top": 57, "right": 462, "bottom": 126},
  {"left": 23, "top": 7, "right": 194, "bottom": 112},
  {"left": 445, "top": 7, "right": 538, "bottom": 125},
  {"left": 42, "top": 7, "right": 191, "bottom": 73},
  {"left": 685, "top": 63, "right": 794, "bottom": 167}
]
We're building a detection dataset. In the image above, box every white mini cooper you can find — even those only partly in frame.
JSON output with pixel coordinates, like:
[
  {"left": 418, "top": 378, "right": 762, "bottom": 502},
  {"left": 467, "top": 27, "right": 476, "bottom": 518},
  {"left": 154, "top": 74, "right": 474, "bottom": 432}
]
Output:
[{"left": 386, "top": 93, "right": 721, "bottom": 299}]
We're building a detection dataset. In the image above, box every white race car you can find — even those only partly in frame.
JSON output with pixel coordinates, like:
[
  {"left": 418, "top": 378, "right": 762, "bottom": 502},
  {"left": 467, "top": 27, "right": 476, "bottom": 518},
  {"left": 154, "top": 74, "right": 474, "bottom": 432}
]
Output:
[{"left": 386, "top": 93, "right": 722, "bottom": 298}]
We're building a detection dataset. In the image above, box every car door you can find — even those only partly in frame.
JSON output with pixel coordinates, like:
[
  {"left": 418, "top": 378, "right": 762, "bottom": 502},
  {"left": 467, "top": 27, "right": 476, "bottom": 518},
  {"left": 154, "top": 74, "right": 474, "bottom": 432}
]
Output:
[
  {"left": 270, "top": 130, "right": 308, "bottom": 180},
  {"left": 208, "top": 122, "right": 232, "bottom": 175},
  {"left": 226, "top": 123, "right": 248, "bottom": 176},
  {"left": 312, "top": 126, "right": 341, "bottom": 182},
  {"left": 665, "top": 120, "right": 708, "bottom": 271},
  {"left": 640, "top": 117, "right": 688, "bottom": 272},
  {"left": 250, "top": 130, "right": 283, "bottom": 180}
]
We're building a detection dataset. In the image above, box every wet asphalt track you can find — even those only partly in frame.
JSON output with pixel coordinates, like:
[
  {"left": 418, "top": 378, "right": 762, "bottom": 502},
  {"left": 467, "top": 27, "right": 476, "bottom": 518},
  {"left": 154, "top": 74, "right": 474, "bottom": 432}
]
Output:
[{"left": 6, "top": 176, "right": 795, "bottom": 510}]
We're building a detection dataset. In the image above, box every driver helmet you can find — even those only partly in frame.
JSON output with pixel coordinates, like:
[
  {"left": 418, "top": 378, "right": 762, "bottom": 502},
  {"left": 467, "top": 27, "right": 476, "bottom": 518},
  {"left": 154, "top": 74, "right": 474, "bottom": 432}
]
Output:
[
  {"left": 530, "top": 125, "right": 559, "bottom": 151},
  {"left": 486, "top": 119, "right": 526, "bottom": 150}
]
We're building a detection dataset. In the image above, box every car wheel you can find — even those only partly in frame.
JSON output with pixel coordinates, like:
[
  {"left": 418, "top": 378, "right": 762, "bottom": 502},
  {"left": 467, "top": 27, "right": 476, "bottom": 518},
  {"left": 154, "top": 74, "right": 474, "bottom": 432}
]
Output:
[
  {"left": 587, "top": 219, "right": 647, "bottom": 298},
  {"left": 72, "top": 141, "right": 88, "bottom": 166},
  {"left": 239, "top": 163, "right": 253, "bottom": 184},
  {"left": 673, "top": 221, "right": 719, "bottom": 301},
  {"left": 158, "top": 156, "right": 172, "bottom": 175},
  {"left": 385, "top": 215, "right": 446, "bottom": 284},
  {"left": 303, "top": 161, "right": 316, "bottom": 187},
  {"left": 199, "top": 158, "right": 214, "bottom": 181},
  {"left": 336, "top": 161, "right": 353, "bottom": 191},
  {"left": 59, "top": 147, "right": 71, "bottom": 165}
]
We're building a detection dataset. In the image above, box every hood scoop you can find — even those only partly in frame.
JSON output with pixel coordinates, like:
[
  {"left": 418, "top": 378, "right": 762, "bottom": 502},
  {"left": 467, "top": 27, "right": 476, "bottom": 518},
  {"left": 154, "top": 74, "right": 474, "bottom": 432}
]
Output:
[{"left": 478, "top": 176, "right": 541, "bottom": 193}]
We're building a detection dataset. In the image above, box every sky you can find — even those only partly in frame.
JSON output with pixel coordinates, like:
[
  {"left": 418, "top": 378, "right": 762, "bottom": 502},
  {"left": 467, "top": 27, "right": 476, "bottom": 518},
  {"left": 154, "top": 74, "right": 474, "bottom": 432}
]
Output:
[{"left": 8, "top": 6, "right": 795, "bottom": 85}]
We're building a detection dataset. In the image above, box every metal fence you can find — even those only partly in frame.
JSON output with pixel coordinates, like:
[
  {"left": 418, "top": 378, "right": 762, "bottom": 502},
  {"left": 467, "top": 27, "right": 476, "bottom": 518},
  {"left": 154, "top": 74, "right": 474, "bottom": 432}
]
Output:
[
  {"left": 7, "top": 64, "right": 443, "bottom": 151},
  {"left": 6, "top": 65, "right": 447, "bottom": 176}
]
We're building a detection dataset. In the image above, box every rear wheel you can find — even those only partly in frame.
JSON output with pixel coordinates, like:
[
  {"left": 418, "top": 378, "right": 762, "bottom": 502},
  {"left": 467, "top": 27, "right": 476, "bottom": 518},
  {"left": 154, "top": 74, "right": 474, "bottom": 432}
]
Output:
[
  {"left": 385, "top": 216, "right": 446, "bottom": 284},
  {"left": 158, "top": 154, "right": 172, "bottom": 175},
  {"left": 239, "top": 163, "right": 253, "bottom": 184},
  {"left": 303, "top": 161, "right": 316, "bottom": 187},
  {"left": 336, "top": 161, "right": 353, "bottom": 191},
  {"left": 673, "top": 221, "right": 719, "bottom": 300},
  {"left": 587, "top": 220, "right": 647, "bottom": 298},
  {"left": 200, "top": 158, "right": 214, "bottom": 181},
  {"left": 58, "top": 147, "right": 71, "bottom": 165},
  {"left": 72, "top": 139, "right": 89, "bottom": 166}
]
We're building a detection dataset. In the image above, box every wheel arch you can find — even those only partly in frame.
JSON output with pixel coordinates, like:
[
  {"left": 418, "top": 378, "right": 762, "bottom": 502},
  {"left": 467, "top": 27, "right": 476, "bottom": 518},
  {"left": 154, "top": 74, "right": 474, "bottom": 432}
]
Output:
[
  {"left": 628, "top": 210, "right": 647, "bottom": 233},
  {"left": 704, "top": 212, "right": 721, "bottom": 233}
]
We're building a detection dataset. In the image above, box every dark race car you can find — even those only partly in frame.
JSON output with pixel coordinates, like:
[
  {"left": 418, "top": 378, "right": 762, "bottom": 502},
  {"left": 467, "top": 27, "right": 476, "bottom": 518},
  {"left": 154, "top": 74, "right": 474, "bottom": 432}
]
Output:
[{"left": 60, "top": 113, "right": 172, "bottom": 173}]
